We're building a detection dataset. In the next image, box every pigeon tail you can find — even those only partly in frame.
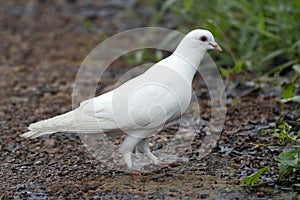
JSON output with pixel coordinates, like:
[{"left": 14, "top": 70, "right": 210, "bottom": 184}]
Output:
[
  {"left": 20, "top": 130, "right": 56, "bottom": 138},
  {"left": 20, "top": 110, "right": 76, "bottom": 138}
]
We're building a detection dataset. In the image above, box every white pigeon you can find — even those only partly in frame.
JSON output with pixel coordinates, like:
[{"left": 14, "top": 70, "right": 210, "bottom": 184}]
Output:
[{"left": 21, "top": 29, "right": 222, "bottom": 170}]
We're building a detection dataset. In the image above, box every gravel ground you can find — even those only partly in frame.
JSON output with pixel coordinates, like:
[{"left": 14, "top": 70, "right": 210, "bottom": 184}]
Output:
[{"left": 1, "top": 1, "right": 299, "bottom": 199}]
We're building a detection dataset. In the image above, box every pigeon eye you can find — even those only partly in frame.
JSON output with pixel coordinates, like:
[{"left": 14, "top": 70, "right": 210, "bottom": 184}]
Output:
[{"left": 200, "top": 36, "right": 208, "bottom": 42}]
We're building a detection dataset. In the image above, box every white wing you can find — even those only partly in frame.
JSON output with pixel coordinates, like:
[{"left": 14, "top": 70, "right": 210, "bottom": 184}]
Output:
[{"left": 79, "top": 62, "right": 192, "bottom": 135}]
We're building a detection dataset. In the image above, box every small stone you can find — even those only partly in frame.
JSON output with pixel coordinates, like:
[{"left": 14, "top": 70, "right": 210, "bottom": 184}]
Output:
[
  {"left": 113, "top": 139, "right": 121, "bottom": 145},
  {"left": 15, "top": 151, "right": 21, "bottom": 157},
  {"left": 168, "top": 162, "right": 182, "bottom": 167},
  {"left": 169, "top": 188, "right": 179, "bottom": 192},
  {"left": 44, "top": 138, "right": 56, "bottom": 147},
  {"left": 35, "top": 160, "right": 43, "bottom": 165},
  {"left": 257, "top": 191, "right": 264, "bottom": 197},
  {"left": 200, "top": 193, "right": 209, "bottom": 199},
  {"left": 148, "top": 142, "right": 154, "bottom": 148}
]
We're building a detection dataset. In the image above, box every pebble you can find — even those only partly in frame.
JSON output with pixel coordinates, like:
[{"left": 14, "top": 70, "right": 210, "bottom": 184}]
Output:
[
  {"left": 232, "top": 180, "right": 240, "bottom": 185},
  {"left": 169, "top": 188, "right": 179, "bottom": 192},
  {"left": 257, "top": 191, "right": 265, "bottom": 197},
  {"left": 168, "top": 162, "right": 182, "bottom": 167},
  {"left": 34, "top": 160, "right": 43, "bottom": 165},
  {"left": 200, "top": 193, "right": 209, "bottom": 199}
]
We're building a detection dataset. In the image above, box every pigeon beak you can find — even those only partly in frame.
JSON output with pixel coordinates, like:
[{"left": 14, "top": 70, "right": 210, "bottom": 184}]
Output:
[{"left": 209, "top": 42, "right": 222, "bottom": 52}]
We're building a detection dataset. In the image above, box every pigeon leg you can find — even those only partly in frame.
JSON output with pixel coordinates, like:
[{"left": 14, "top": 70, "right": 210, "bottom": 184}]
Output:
[
  {"left": 119, "top": 135, "right": 143, "bottom": 170},
  {"left": 137, "top": 138, "right": 158, "bottom": 165},
  {"left": 135, "top": 146, "right": 143, "bottom": 159}
]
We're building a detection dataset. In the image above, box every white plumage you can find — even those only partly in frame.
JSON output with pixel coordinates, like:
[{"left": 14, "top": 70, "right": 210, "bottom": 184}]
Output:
[{"left": 21, "top": 29, "right": 222, "bottom": 169}]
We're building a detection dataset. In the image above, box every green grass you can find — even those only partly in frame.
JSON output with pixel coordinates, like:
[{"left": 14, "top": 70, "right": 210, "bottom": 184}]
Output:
[{"left": 145, "top": 0, "right": 300, "bottom": 73}]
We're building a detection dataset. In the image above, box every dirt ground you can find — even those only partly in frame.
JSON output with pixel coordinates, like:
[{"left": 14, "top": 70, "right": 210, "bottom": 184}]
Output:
[{"left": 1, "top": 1, "right": 299, "bottom": 199}]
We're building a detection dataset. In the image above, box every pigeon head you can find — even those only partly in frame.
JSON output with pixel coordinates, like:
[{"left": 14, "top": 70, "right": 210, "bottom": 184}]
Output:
[{"left": 185, "top": 29, "right": 222, "bottom": 52}]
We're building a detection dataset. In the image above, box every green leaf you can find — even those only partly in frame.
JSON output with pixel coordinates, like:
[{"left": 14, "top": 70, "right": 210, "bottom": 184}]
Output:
[
  {"left": 233, "top": 61, "right": 243, "bottom": 74},
  {"left": 250, "top": 27, "right": 281, "bottom": 40},
  {"left": 292, "top": 64, "right": 300, "bottom": 76},
  {"left": 278, "top": 162, "right": 293, "bottom": 181},
  {"left": 278, "top": 148, "right": 300, "bottom": 169},
  {"left": 294, "top": 0, "right": 300, "bottom": 8},
  {"left": 273, "top": 122, "right": 292, "bottom": 145},
  {"left": 277, "top": 147, "right": 300, "bottom": 180},
  {"left": 280, "top": 96, "right": 300, "bottom": 104},
  {"left": 258, "top": 12, "right": 265, "bottom": 31},
  {"left": 242, "top": 166, "right": 270, "bottom": 187},
  {"left": 278, "top": 123, "right": 292, "bottom": 132},
  {"left": 281, "top": 82, "right": 296, "bottom": 99},
  {"left": 219, "top": 66, "right": 229, "bottom": 77},
  {"left": 149, "top": 0, "right": 178, "bottom": 25},
  {"left": 183, "top": 0, "right": 191, "bottom": 11}
]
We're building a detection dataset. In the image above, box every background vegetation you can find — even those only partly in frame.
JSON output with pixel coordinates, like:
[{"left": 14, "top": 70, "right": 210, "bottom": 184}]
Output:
[{"left": 145, "top": 0, "right": 300, "bottom": 74}]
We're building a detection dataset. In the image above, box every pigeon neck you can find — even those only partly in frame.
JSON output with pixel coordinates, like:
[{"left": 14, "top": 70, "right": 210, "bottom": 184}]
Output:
[
  {"left": 174, "top": 37, "right": 206, "bottom": 68},
  {"left": 169, "top": 38, "right": 206, "bottom": 81}
]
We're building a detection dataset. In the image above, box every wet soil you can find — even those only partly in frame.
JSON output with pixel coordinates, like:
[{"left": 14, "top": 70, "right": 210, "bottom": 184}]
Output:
[{"left": 1, "top": 1, "right": 299, "bottom": 199}]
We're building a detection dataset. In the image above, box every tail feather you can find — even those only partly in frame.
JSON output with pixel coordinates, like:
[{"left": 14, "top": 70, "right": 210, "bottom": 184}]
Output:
[
  {"left": 20, "top": 130, "right": 56, "bottom": 139},
  {"left": 21, "top": 110, "right": 76, "bottom": 138}
]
